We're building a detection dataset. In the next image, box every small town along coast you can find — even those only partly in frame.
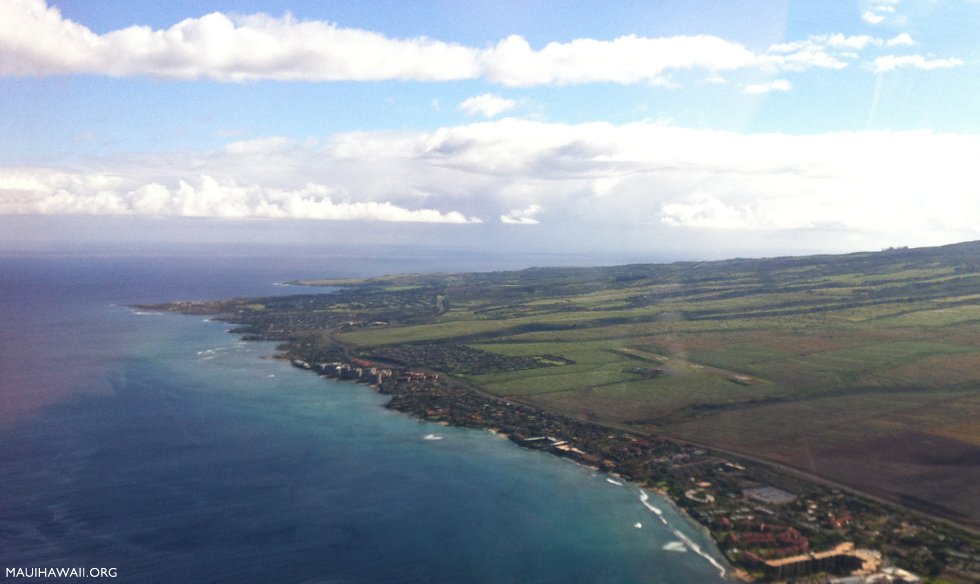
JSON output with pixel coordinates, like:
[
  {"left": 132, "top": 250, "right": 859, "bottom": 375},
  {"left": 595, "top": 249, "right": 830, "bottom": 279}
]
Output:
[
  {"left": 286, "top": 353, "right": 972, "bottom": 584},
  {"left": 144, "top": 254, "right": 980, "bottom": 584}
]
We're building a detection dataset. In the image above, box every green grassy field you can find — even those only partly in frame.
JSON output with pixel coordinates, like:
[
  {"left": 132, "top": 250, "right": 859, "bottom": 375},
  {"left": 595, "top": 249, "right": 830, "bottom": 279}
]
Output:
[{"left": 252, "top": 241, "right": 980, "bottom": 527}]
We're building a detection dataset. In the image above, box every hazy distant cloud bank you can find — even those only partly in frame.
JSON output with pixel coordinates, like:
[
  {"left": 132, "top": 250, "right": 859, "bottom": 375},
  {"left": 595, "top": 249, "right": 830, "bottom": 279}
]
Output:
[
  {"left": 0, "top": 0, "right": 962, "bottom": 86},
  {"left": 0, "top": 170, "right": 480, "bottom": 223},
  {"left": 3, "top": 121, "right": 978, "bottom": 244}
]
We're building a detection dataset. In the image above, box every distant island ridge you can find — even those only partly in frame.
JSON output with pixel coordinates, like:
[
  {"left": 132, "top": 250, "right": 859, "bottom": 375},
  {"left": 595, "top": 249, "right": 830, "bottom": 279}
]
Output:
[{"left": 143, "top": 240, "right": 980, "bottom": 583}]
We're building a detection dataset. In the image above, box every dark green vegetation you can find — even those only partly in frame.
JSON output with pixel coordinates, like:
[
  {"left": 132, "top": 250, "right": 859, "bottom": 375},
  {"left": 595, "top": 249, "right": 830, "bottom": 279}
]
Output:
[{"left": 150, "top": 241, "right": 980, "bottom": 579}]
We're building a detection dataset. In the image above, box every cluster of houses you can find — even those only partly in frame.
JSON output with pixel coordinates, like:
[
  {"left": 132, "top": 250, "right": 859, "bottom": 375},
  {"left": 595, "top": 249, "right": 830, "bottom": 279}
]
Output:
[
  {"left": 511, "top": 434, "right": 610, "bottom": 469},
  {"left": 290, "top": 357, "right": 443, "bottom": 388},
  {"left": 285, "top": 352, "right": 945, "bottom": 583},
  {"left": 291, "top": 358, "right": 391, "bottom": 386}
]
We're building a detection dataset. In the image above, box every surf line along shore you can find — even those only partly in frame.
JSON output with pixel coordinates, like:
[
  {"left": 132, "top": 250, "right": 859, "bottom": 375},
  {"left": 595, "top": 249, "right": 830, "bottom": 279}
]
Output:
[
  {"left": 245, "top": 351, "right": 733, "bottom": 580},
  {"left": 282, "top": 352, "right": 730, "bottom": 578},
  {"left": 257, "top": 353, "right": 734, "bottom": 579},
  {"left": 306, "top": 358, "right": 903, "bottom": 582},
  {"left": 141, "top": 298, "right": 736, "bottom": 578}
]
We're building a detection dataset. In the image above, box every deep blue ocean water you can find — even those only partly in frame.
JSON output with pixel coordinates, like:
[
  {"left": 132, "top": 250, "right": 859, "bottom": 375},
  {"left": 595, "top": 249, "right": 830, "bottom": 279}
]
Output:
[{"left": 0, "top": 251, "right": 730, "bottom": 583}]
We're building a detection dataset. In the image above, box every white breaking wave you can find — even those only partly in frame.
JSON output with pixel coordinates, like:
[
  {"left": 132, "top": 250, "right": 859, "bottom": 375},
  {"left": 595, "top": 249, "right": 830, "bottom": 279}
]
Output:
[
  {"left": 638, "top": 490, "right": 663, "bottom": 515},
  {"left": 640, "top": 490, "right": 669, "bottom": 526},
  {"left": 662, "top": 541, "right": 688, "bottom": 552},
  {"left": 638, "top": 490, "right": 727, "bottom": 579},
  {"left": 196, "top": 346, "right": 232, "bottom": 361},
  {"left": 670, "top": 527, "right": 727, "bottom": 578},
  {"left": 606, "top": 478, "right": 623, "bottom": 486}
]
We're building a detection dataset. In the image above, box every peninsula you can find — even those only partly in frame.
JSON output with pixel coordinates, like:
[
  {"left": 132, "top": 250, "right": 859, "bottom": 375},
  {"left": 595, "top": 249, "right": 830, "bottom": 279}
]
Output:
[{"left": 142, "top": 241, "right": 980, "bottom": 583}]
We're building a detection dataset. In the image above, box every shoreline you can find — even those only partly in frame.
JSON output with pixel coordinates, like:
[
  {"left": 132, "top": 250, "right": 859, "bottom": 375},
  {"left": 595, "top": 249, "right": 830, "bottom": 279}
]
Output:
[
  {"left": 314, "top": 360, "right": 735, "bottom": 580},
  {"left": 284, "top": 353, "right": 738, "bottom": 579},
  {"left": 284, "top": 356, "right": 779, "bottom": 583},
  {"left": 277, "top": 354, "right": 977, "bottom": 582},
  {"left": 140, "top": 298, "right": 980, "bottom": 583}
]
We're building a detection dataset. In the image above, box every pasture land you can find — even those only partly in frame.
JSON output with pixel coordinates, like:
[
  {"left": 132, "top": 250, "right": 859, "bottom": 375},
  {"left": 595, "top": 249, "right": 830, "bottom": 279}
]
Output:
[{"left": 273, "top": 241, "right": 980, "bottom": 527}]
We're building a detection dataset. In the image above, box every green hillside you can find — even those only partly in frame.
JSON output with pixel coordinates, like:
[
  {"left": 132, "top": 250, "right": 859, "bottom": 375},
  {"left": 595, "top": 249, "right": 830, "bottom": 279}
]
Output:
[{"left": 183, "top": 240, "right": 980, "bottom": 528}]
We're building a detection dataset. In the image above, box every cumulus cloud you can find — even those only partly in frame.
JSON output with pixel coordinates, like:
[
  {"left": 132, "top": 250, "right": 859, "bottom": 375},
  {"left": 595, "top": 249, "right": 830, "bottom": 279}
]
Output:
[
  {"left": 0, "top": 170, "right": 481, "bottom": 223},
  {"left": 501, "top": 204, "right": 541, "bottom": 224},
  {"left": 0, "top": 0, "right": 951, "bottom": 86},
  {"left": 4, "top": 122, "right": 980, "bottom": 245},
  {"left": 886, "top": 33, "right": 915, "bottom": 47},
  {"left": 481, "top": 34, "right": 759, "bottom": 86},
  {"left": 862, "top": 10, "right": 886, "bottom": 25},
  {"left": 0, "top": 0, "right": 481, "bottom": 81},
  {"left": 871, "top": 54, "right": 965, "bottom": 73},
  {"left": 458, "top": 94, "right": 517, "bottom": 118},
  {"left": 0, "top": 1, "right": 759, "bottom": 84}
]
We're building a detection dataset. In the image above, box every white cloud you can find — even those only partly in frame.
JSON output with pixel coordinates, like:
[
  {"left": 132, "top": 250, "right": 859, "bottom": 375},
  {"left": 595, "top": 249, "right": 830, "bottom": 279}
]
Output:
[
  {"left": 660, "top": 196, "right": 772, "bottom": 229},
  {"left": 763, "top": 33, "right": 929, "bottom": 73},
  {"left": 312, "top": 123, "right": 980, "bottom": 240},
  {"left": 458, "top": 94, "right": 517, "bottom": 118},
  {"left": 886, "top": 33, "right": 915, "bottom": 47},
  {"left": 742, "top": 79, "right": 792, "bottom": 94},
  {"left": 481, "top": 34, "right": 759, "bottom": 86},
  {"left": 0, "top": 1, "right": 761, "bottom": 85},
  {"left": 4, "top": 122, "right": 980, "bottom": 246},
  {"left": 222, "top": 136, "right": 295, "bottom": 155},
  {"left": 862, "top": 0, "right": 904, "bottom": 26},
  {"left": 0, "top": 170, "right": 481, "bottom": 223},
  {"left": 821, "top": 34, "right": 877, "bottom": 50},
  {"left": 0, "top": 0, "right": 481, "bottom": 81},
  {"left": 764, "top": 32, "right": 960, "bottom": 79},
  {"left": 501, "top": 204, "right": 541, "bottom": 224},
  {"left": 871, "top": 54, "right": 965, "bottom": 73},
  {"left": 862, "top": 10, "right": 886, "bottom": 24},
  {"left": 0, "top": 1, "right": 942, "bottom": 86},
  {"left": 763, "top": 34, "right": 875, "bottom": 72}
]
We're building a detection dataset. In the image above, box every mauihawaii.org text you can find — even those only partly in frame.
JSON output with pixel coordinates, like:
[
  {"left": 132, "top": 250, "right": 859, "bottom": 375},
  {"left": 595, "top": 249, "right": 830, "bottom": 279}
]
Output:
[{"left": 5, "top": 568, "right": 117, "bottom": 579}]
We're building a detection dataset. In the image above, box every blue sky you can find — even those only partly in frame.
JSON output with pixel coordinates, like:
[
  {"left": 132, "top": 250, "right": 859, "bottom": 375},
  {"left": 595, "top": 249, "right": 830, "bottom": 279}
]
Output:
[{"left": 1, "top": 0, "right": 978, "bottom": 260}]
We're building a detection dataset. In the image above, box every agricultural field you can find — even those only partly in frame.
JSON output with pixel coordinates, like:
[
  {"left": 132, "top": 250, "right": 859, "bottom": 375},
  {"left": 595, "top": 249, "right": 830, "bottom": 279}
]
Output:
[{"left": 217, "top": 241, "right": 980, "bottom": 528}]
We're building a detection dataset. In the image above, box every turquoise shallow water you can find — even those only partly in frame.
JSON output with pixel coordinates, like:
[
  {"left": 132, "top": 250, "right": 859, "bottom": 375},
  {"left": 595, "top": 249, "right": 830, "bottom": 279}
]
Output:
[{"left": 0, "top": 253, "right": 730, "bottom": 583}]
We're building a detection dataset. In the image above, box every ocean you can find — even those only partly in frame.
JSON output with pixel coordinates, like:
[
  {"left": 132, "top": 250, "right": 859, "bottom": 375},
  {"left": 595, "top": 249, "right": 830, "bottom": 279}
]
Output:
[{"left": 0, "top": 250, "right": 730, "bottom": 583}]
